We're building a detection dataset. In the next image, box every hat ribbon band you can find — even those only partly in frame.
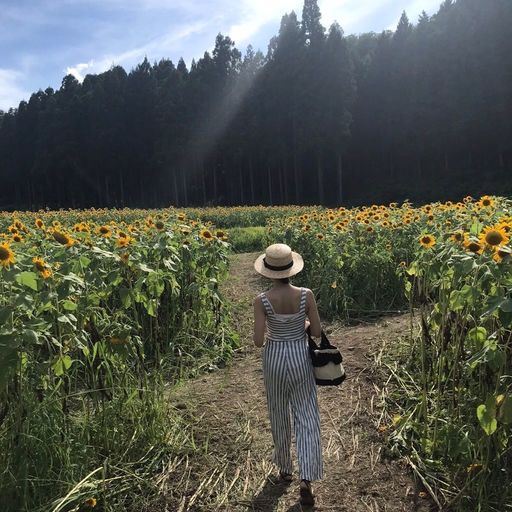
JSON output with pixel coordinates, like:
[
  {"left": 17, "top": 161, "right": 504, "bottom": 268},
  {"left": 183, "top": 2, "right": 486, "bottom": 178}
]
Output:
[{"left": 263, "top": 258, "right": 294, "bottom": 271}]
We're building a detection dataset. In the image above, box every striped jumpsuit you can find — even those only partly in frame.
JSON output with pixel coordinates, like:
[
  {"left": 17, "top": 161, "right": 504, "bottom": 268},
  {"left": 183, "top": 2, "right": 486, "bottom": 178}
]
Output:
[{"left": 260, "top": 288, "right": 323, "bottom": 481}]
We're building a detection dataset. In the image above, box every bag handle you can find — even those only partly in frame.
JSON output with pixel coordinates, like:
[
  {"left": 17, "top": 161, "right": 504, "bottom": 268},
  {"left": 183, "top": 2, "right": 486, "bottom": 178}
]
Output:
[
  {"left": 307, "top": 326, "right": 339, "bottom": 351},
  {"left": 306, "top": 325, "right": 318, "bottom": 352}
]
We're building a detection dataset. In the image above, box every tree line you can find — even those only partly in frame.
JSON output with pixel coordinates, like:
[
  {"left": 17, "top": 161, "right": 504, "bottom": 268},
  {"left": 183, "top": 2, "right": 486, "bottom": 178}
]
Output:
[{"left": 0, "top": 0, "right": 511, "bottom": 210}]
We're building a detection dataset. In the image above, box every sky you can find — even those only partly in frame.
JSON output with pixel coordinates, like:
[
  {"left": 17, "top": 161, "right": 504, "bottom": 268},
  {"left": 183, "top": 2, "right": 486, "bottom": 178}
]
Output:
[{"left": 0, "top": 0, "right": 442, "bottom": 112}]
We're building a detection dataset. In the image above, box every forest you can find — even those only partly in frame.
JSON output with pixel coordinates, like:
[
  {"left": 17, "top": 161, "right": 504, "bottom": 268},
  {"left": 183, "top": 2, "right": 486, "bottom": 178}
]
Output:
[{"left": 0, "top": 0, "right": 511, "bottom": 209}]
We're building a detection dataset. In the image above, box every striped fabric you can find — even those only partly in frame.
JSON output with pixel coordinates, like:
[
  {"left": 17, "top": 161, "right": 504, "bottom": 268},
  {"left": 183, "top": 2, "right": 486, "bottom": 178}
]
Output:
[{"left": 260, "top": 288, "right": 323, "bottom": 481}]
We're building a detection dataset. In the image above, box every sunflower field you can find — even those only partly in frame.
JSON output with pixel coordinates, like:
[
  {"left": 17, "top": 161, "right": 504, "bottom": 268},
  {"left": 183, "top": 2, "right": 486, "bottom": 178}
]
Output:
[
  {"left": 266, "top": 195, "right": 512, "bottom": 510},
  {"left": 1, "top": 198, "right": 512, "bottom": 510},
  {"left": 0, "top": 209, "right": 236, "bottom": 511}
]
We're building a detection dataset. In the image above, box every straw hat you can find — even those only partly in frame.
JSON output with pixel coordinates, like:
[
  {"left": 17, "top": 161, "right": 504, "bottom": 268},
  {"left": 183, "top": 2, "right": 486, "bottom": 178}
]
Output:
[{"left": 254, "top": 243, "right": 304, "bottom": 279}]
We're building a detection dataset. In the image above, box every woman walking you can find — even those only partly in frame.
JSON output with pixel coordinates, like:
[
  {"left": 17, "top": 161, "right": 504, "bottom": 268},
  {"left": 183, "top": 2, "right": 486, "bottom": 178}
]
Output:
[{"left": 253, "top": 243, "right": 323, "bottom": 506}]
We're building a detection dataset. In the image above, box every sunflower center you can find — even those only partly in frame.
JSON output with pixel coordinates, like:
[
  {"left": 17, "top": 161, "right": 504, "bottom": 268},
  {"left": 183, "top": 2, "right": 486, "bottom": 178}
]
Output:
[
  {"left": 53, "top": 232, "right": 69, "bottom": 245},
  {"left": 468, "top": 242, "right": 481, "bottom": 252},
  {"left": 34, "top": 260, "right": 46, "bottom": 271},
  {"left": 485, "top": 231, "right": 504, "bottom": 246},
  {"left": 0, "top": 247, "right": 10, "bottom": 260}
]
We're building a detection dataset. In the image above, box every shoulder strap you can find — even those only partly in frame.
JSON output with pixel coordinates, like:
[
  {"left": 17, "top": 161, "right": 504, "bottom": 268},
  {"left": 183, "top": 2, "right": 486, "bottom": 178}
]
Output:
[
  {"left": 300, "top": 287, "right": 307, "bottom": 313},
  {"left": 260, "top": 293, "right": 273, "bottom": 315}
]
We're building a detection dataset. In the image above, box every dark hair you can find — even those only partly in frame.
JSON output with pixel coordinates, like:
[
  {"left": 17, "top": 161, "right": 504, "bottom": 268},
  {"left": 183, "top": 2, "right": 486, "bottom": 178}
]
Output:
[{"left": 279, "top": 278, "right": 290, "bottom": 284}]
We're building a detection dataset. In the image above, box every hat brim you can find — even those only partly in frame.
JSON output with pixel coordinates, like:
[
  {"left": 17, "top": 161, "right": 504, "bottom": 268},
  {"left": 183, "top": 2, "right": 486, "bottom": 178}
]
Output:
[{"left": 254, "top": 252, "right": 304, "bottom": 279}]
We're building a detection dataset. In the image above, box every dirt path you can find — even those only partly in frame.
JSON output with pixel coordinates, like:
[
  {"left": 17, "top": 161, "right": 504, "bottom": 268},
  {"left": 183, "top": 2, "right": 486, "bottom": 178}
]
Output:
[{"left": 166, "top": 253, "right": 434, "bottom": 512}]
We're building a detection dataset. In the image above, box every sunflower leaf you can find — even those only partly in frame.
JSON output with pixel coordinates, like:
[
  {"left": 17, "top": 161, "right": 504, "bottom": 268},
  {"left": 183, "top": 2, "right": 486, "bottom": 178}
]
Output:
[
  {"left": 477, "top": 397, "right": 497, "bottom": 436},
  {"left": 15, "top": 271, "right": 39, "bottom": 291}
]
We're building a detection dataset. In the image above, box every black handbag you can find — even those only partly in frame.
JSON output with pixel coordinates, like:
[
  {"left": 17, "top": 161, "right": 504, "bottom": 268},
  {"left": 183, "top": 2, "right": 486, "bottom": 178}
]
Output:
[{"left": 306, "top": 327, "right": 346, "bottom": 386}]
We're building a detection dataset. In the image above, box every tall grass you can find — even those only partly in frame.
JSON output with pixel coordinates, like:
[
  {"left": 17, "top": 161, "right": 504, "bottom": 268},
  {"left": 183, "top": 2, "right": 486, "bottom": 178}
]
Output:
[{"left": 0, "top": 210, "right": 238, "bottom": 511}]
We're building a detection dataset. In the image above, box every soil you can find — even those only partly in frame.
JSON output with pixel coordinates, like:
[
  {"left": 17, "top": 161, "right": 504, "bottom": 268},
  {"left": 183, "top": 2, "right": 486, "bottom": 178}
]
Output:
[{"left": 164, "top": 252, "right": 436, "bottom": 512}]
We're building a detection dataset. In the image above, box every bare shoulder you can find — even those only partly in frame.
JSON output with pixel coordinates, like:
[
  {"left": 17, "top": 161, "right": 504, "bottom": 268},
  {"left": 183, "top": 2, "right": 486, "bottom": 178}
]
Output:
[
  {"left": 253, "top": 294, "right": 264, "bottom": 306},
  {"left": 304, "top": 288, "right": 317, "bottom": 306}
]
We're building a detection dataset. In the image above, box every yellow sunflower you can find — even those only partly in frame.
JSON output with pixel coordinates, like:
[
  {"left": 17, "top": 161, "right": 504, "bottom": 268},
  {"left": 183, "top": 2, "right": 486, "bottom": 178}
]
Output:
[
  {"left": 120, "top": 252, "right": 130, "bottom": 265},
  {"left": 479, "top": 226, "right": 509, "bottom": 248},
  {"left": 12, "top": 234, "right": 23, "bottom": 243},
  {"left": 419, "top": 234, "right": 436, "bottom": 249},
  {"left": 464, "top": 237, "right": 483, "bottom": 255},
  {"left": 97, "top": 225, "right": 112, "bottom": 238},
  {"left": 85, "top": 497, "right": 97, "bottom": 508},
  {"left": 0, "top": 243, "right": 15, "bottom": 268},
  {"left": 32, "top": 257, "right": 52, "bottom": 279},
  {"left": 450, "top": 231, "right": 465, "bottom": 243},
  {"left": 316, "top": 233, "right": 325, "bottom": 240},
  {"left": 498, "top": 222, "right": 512, "bottom": 235},
  {"left": 53, "top": 230, "right": 75, "bottom": 247},
  {"left": 493, "top": 247, "right": 511, "bottom": 263},
  {"left": 35, "top": 218, "right": 45, "bottom": 229},
  {"left": 200, "top": 229, "right": 213, "bottom": 240},
  {"left": 215, "top": 230, "right": 227, "bottom": 241},
  {"left": 116, "top": 235, "right": 132, "bottom": 248},
  {"left": 477, "top": 195, "right": 494, "bottom": 209},
  {"left": 32, "top": 256, "right": 46, "bottom": 272}
]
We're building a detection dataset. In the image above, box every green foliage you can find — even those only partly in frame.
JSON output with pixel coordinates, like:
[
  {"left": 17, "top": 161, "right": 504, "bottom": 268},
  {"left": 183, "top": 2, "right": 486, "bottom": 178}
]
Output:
[
  {"left": 184, "top": 206, "right": 321, "bottom": 228},
  {"left": 379, "top": 199, "right": 512, "bottom": 510},
  {"left": 227, "top": 226, "right": 266, "bottom": 253},
  {"left": 268, "top": 196, "right": 512, "bottom": 509},
  {"left": 0, "top": 210, "right": 238, "bottom": 511}
]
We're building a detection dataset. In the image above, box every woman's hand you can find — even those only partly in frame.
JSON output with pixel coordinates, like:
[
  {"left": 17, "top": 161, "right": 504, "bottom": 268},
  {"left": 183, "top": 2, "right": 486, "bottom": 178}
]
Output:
[{"left": 305, "top": 319, "right": 311, "bottom": 330}]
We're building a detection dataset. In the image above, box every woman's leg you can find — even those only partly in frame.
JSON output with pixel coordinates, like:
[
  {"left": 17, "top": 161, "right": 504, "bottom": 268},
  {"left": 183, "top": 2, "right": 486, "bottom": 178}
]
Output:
[
  {"left": 288, "top": 343, "right": 323, "bottom": 482},
  {"left": 263, "top": 342, "right": 293, "bottom": 475}
]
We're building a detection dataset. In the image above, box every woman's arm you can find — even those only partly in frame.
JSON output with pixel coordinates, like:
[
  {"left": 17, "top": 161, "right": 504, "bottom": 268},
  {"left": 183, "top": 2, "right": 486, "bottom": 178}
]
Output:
[
  {"left": 253, "top": 296, "right": 266, "bottom": 347},
  {"left": 305, "top": 289, "right": 321, "bottom": 337}
]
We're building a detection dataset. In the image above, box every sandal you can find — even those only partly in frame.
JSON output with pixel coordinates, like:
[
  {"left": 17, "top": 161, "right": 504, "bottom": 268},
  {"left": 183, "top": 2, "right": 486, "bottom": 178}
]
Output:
[
  {"left": 279, "top": 471, "right": 293, "bottom": 482},
  {"left": 299, "top": 480, "right": 315, "bottom": 506}
]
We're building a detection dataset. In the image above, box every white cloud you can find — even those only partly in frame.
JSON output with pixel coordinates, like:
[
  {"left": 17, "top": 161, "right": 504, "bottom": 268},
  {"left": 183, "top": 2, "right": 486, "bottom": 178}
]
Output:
[
  {"left": 385, "top": 0, "right": 443, "bottom": 30},
  {"left": 0, "top": 69, "right": 29, "bottom": 111},
  {"left": 225, "top": 0, "right": 406, "bottom": 44},
  {"left": 321, "top": 0, "right": 397, "bottom": 32},
  {"left": 64, "top": 19, "right": 211, "bottom": 81},
  {"left": 66, "top": 60, "right": 95, "bottom": 81},
  {"left": 227, "top": 0, "right": 297, "bottom": 44}
]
